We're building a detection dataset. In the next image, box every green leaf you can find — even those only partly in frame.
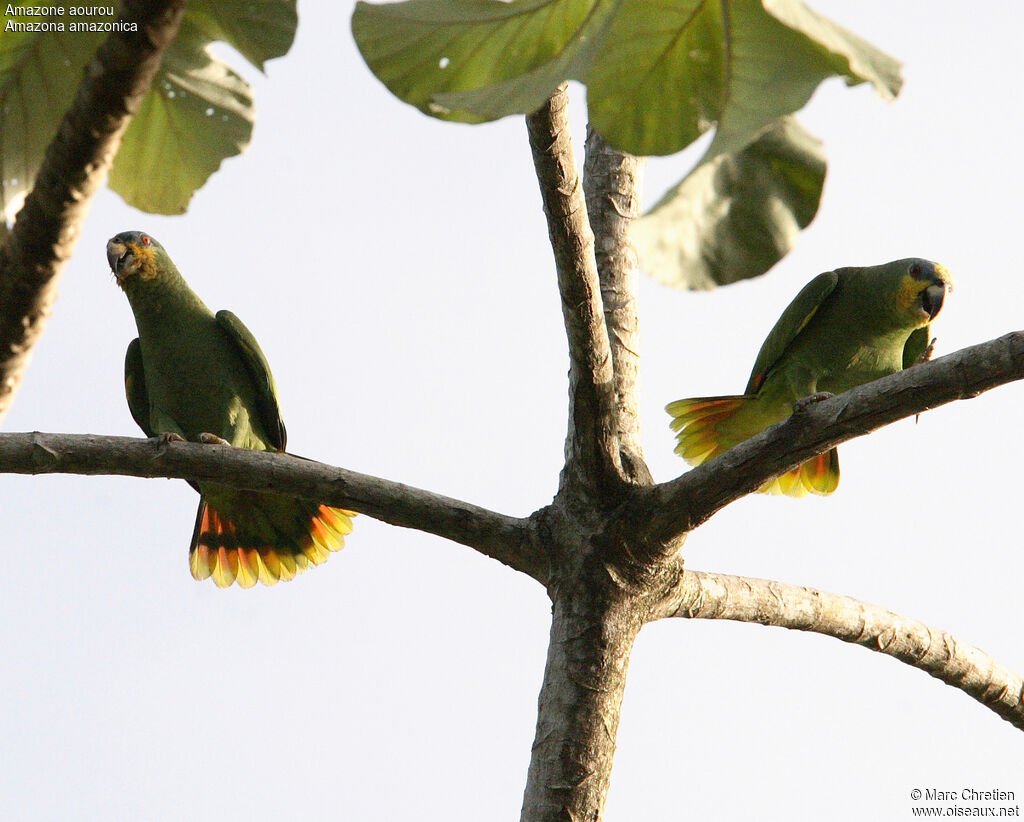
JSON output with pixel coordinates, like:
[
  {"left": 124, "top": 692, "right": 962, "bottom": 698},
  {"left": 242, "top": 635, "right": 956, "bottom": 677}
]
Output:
[
  {"left": 352, "top": 0, "right": 902, "bottom": 157},
  {"left": 429, "top": 2, "right": 618, "bottom": 121},
  {"left": 709, "top": 0, "right": 902, "bottom": 158},
  {"left": 0, "top": 1, "right": 296, "bottom": 220},
  {"left": 107, "top": 19, "right": 255, "bottom": 215},
  {"left": 584, "top": 0, "right": 724, "bottom": 157},
  {"left": 352, "top": 0, "right": 610, "bottom": 123},
  {"left": 0, "top": 7, "right": 106, "bottom": 221},
  {"left": 182, "top": 0, "right": 297, "bottom": 71},
  {"left": 632, "top": 117, "right": 826, "bottom": 290}
]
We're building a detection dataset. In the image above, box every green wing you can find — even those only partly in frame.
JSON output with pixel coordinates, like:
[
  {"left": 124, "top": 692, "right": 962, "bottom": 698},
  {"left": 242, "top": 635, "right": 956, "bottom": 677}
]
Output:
[
  {"left": 903, "top": 325, "right": 932, "bottom": 369},
  {"left": 124, "top": 338, "right": 154, "bottom": 437},
  {"left": 215, "top": 310, "right": 287, "bottom": 451},
  {"left": 744, "top": 271, "right": 840, "bottom": 394}
]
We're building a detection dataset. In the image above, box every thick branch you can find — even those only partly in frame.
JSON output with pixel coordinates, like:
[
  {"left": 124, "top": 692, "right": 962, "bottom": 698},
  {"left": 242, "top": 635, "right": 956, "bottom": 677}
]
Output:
[
  {"left": 0, "top": 432, "right": 545, "bottom": 582},
  {"left": 582, "top": 127, "right": 649, "bottom": 485},
  {"left": 0, "top": 0, "right": 186, "bottom": 425},
  {"left": 632, "top": 332, "right": 1024, "bottom": 546},
  {"left": 526, "top": 86, "right": 621, "bottom": 495},
  {"left": 656, "top": 569, "right": 1024, "bottom": 731},
  {"left": 521, "top": 583, "right": 641, "bottom": 822}
]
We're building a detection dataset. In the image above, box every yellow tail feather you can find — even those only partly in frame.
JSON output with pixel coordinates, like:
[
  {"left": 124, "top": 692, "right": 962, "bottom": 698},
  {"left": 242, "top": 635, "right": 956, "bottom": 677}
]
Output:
[
  {"left": 666, "top": 396, "right": 748, "bottom": 467},
  {"left": 667, "top": 396, "right": 840, "bottom": 498},
  {"left": 759, "top": 450, "right": 839, "bottom": 497},
  {"left": 189, "top": 501, "right": 356, "bottom": 588}
]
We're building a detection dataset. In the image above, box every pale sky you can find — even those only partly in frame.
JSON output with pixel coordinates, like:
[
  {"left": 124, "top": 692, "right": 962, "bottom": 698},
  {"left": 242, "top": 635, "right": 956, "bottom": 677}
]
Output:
[{"left": 2, "top": 2, "right": 1022, "bottom": 820}]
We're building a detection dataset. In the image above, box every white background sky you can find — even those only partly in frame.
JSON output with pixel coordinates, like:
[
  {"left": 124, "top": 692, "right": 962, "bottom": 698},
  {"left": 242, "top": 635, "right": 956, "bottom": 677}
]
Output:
[{"left": 2, "top": 1, "right": 1022, "bottom": 820}]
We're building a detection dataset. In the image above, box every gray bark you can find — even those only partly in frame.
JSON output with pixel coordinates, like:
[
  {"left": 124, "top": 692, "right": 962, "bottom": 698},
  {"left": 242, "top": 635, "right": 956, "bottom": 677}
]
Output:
[
  {"left": 583, "top": 128, "right": 649, "bottom": 485},
  {"left": 658, "top": 569, "right": 1024, "bottom": 730},
  {"left": 526, "top": 86, "right": 621, "bottom": 498}
]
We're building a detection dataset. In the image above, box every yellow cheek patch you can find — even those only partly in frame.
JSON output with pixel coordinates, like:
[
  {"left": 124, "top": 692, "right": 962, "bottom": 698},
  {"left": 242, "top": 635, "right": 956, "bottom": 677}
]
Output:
[
  {"left": 896, "top": 275, "right": 924, "bottom": 312},
  {"left": 127, "top": 241, "right": 159, "bottom": 280},
  {"left": 896, "top": 275, "right": 935, "bottom": 327}
]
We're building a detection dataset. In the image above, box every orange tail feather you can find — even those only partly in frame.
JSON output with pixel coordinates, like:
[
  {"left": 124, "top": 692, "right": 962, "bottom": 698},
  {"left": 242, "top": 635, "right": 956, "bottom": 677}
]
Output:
[{"left": 189, "top": 500, "right": 356, "bottom": 589}]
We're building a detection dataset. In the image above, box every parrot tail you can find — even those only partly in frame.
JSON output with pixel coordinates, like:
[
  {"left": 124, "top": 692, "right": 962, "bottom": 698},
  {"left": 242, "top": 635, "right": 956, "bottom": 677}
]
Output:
[
  {"left": 666, "top": 396, "right": 840, "bottom": 497},
  {"left": 189, "top": 495, "right": 355, "bottom": 588}
]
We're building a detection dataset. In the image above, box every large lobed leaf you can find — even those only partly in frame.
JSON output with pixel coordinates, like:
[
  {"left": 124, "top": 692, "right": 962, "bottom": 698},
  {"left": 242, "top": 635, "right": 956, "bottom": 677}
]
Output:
[
  {"left": 352, "top": 0, "right": 902, "bottom": 158},
  {"left": 632, "top": 117, "right": 826, "bottom": 290},
  {"left": 0, "top": 0, "right": 296, "bottom": 219},
  {"left": 107, "top": 19, "right": 255, "bottom": 215}
]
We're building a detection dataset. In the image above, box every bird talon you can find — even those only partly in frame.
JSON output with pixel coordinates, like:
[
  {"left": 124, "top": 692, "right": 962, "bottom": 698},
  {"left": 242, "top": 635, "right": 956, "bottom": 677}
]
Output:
[
  {"left": 914, "top": 336, "right": 937, "bottom": 365},
  {"left": 793, "top": 392, "right": 833, "bottom": 413},
  {"left": 198, "top": 432, "right": 231, "bottom": 446},
  {"left": 158, "top": 432, "right": 186, "bottom": 444}
]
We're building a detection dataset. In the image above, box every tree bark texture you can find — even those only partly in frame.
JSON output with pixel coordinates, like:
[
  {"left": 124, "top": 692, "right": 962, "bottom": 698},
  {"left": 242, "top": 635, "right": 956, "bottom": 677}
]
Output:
[
  {"left": 520, "top": 567, "right": 642, "bottom": 821},
  {"left": 582, "top": 128, "right": 649, "bottom": 485},
  {"left": 659, "top": 569, "right": 1024, "bottom": 730},
  {"left": 0, "top": 431, "right": 545, "bottom": 582},
  {"left": 0, "top": 0, "right": 187, "bottom": 425},
  {"left": 526, "top": 86, "right": 622, "bottom": 497}
]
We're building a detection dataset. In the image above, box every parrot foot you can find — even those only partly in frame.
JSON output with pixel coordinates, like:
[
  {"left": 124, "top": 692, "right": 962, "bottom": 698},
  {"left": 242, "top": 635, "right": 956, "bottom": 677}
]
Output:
[
  {"left": 793, "top": 392, "right": 834, "bottom": 413},
  {"left": 157, "top": 432, "right": 186, "bottom": 444},
  {"left": 198, "top": 432, "right": 231, "bottom": 446},
  {"left": 914, "top": 336, "right": 937, "bottom": 365}
]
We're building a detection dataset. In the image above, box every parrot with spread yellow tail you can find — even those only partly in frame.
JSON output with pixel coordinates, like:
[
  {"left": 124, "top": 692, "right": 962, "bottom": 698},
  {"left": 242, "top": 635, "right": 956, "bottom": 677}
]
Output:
[
  {"left": 667, "top": 258, "right": 954, "bottom": 496},
  {"left": 108, "top": 230, "right": 354, "bottom": 587}
]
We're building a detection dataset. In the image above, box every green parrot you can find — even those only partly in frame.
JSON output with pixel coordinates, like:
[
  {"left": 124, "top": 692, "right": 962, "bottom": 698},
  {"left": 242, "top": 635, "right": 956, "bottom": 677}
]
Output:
[
  {"left": 666, "top": 258, "right": 954, "bottom": 497},
  {"left": 107, "top": 230, "right": 354, "bottom": 587}
]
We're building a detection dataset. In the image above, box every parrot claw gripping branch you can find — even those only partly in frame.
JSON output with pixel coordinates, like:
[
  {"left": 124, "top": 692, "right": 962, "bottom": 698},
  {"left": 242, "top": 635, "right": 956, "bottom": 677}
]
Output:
[
  {"left": 108, "top": 230, "right": 355, "bottom": 589},
  {"left": 667, "top": 258, "right": 954, "bottom": 498}
]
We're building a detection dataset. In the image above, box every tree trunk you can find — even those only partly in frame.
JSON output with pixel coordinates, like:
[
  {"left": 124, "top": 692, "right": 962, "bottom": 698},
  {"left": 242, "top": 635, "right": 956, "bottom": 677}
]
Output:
[{"left": 520, "top": 532, "right": 643, "bottom": 822}]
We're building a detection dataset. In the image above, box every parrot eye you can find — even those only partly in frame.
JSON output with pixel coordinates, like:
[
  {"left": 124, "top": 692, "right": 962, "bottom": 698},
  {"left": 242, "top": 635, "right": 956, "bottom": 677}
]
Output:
[
  {"left": 141, "top": 235, "right": 151, "bottom": 246},
  {"left": 909, "top": 261, "right": 922, "bottom": 278}
]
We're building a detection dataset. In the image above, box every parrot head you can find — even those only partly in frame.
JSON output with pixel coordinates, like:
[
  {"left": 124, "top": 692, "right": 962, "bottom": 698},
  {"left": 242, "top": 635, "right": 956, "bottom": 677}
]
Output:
[
  {"left": 896, "top": 258, "right": 954, "bottom": 326},
  {"left": 107, "top": 230, "right": 170, "bottom": 288}
]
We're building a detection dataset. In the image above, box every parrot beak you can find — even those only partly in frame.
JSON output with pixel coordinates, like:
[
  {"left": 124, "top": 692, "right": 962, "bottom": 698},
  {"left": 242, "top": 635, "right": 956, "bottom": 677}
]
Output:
[
  {"left": 107, "top": 231, "right": 158, "bottom": 286},
  {"left": 908, "top": 261, "right": 952, "bottom": 322},
  {"left": 920, "top": 283, "right": 946, "bottom": 320},
  {"left": 107, "top": 238, "right": 130, "bottom": 279}
]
